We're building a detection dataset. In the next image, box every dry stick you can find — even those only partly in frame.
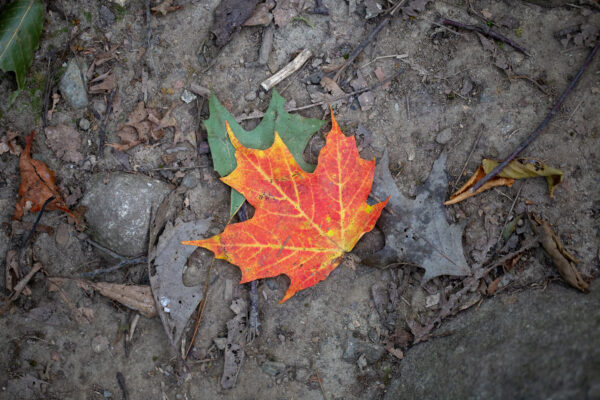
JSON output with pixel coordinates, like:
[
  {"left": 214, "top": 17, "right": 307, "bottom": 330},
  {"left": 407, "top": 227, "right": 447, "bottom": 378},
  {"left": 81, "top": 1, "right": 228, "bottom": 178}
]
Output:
[
  {"left": 184, "top": 258, "right": 215, "bottom": 359},
  {"left": 0, "top": 263, "right": 42, "bottom": 315},
  {"left": 472, "top": 39, "right": 600, "bottom": 193},
  {"left": 98, "top": 89, "right": 116, "bottom": 159},
  {"left": 452, "top": 128, "right": 483, "bottom": 189},
  {"left": 239, "top": 70, "right": 404, "bottom": 122},
  {"left": 441, "top": 18, "right": 529, "bottom": 56},
  {"left": 81, "top": 256, "right": 146, "bottom": 278},
  {"left": 21, "top": 196, "right": 55, "bottom": 249},
  {"left": 333, "top": 4, "right": 399, "bottom": 84}
]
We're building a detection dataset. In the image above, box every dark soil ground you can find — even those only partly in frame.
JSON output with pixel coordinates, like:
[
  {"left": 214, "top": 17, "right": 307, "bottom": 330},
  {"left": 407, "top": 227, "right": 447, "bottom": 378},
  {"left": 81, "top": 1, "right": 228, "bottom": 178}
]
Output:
[{"left": 1, "top": 0, "right": 599, "bottom": 399}]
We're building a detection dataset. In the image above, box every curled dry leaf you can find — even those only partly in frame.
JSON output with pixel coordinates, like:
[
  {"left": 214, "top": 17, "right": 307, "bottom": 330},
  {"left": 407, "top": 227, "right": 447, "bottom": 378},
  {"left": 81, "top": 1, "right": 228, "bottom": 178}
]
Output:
[
  {"left": 13, "top": 132, "right": 75, "bottom": 221},
  {"left": 45, "top": 124, "right": 83, "bottom": 163},
  {"left": 89, "top": 71, "right": 116, "bottom": 94},
  {"left": 52, "top": 277, "right": 157, "bottom": 317},
  {"left": 0, "top": 130, "right": 22, "bottom": 155},
  {"left": 529, "top": 213, "right": 589, "bottom": 292},
  {"left": 445, "top": 158, "right": 562, "bottom": 205}
]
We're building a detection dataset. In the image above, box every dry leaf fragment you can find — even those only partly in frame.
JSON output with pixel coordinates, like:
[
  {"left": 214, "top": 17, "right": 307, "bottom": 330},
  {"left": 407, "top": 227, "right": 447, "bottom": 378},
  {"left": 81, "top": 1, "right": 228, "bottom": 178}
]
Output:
[
  {"left": 13, "top": 132, "right": 75, "bottom": 221},
  {"left": 45, "top": 124, "right": 83, "bottom": 163},
  {"left": 529, "top": 213, "right": 589, "bottom": 292},
  {"left": 89, "top": 72, "right": 117, "bottom": 94},
  {"left": 0, "top": 130, "right": 22, "bottom": 155},
  {"left": 52, "top": 277, "right": 157, "bottom": 317},
  {"left": 151, "top": 0, "right": 183, "bottom": 16},
  {"left": 47, "top": 93, "right": 60, "bottom": 122}
]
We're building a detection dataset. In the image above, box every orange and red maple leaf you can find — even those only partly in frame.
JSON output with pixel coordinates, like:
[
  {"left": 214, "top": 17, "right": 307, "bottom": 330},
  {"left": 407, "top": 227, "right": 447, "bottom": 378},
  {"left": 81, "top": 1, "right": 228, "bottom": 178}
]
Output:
[{"left": 183, "top": 113, "right": 388, "bottom": 302}]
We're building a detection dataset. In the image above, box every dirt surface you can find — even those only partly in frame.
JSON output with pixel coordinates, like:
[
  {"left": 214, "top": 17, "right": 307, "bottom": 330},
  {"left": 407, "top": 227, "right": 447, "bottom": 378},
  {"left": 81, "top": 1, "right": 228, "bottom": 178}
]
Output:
[{"left": 1, "top": 0, "right": 599, "bottom": 399}]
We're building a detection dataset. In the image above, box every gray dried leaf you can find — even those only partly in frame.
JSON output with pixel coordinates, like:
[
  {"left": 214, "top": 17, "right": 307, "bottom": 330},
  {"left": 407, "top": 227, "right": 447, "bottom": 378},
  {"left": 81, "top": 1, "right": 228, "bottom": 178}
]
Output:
[
  {"left": 44, "top": 124, "right": 83, "bottom": 163},
  {"left": 148, "top": 218, "right": 211, "bottom": 347},
  {"left": 221, "top": 298, "right": 248, "bottom": 389},
  {"left": 363, "top": 152, "right": 470, "bottom": 281}
]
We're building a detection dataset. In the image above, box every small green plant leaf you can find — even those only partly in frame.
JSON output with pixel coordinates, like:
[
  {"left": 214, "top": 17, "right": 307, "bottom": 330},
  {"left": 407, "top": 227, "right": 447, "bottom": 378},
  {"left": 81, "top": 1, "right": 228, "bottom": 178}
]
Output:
[
  {"left": 0, "top": 0, "right": 44, "bottom": 89},
  {"left": 204, "top": 89, "right": 324, "bottom": 217}
]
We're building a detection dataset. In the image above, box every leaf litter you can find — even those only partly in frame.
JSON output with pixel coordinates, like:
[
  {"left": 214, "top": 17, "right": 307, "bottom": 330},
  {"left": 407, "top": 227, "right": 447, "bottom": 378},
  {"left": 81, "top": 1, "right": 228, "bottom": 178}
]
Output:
[{"left": 44, "top": 124, "right": 83, "bottom": 163}]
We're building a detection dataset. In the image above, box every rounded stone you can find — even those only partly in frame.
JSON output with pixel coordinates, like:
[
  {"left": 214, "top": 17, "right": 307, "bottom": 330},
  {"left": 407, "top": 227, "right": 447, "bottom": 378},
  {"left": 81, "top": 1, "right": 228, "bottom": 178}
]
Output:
[
  {"left": 81, "top": 172, "right": 171, "bottom": 256},
  {"left": 79, "top": 118, "right": 90, "bottom": 131},
  {"left": 435, "top": 128, "right": 453, "bottom": 145},
  {"left": 91, "top": 336, "right": 109, "bottom": 353}
]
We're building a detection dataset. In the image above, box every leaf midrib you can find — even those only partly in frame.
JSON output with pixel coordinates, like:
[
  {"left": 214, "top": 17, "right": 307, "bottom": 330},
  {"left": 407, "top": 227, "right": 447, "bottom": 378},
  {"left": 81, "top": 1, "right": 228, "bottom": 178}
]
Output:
[{"left": 0, "top": 0, "right": 35, "bottom": 63}]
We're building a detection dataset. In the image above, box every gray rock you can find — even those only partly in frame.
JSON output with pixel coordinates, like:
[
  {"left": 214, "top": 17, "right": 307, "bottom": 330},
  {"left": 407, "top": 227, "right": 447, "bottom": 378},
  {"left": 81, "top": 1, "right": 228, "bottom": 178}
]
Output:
[
  {"left": 81, "top": 173, "right": 171, "bottom": 256},
  {"left": 435, "top": 127, "right": 453, "bottom": 144},
  {"left": 261, "top": 361, "right": 286, "bottom": 376},
  {"left": 384, "top": 281, "right": 600, "bottom": 400},
  {"left": 181, "top": 173, "right": 198, "bottom": 189},
  {"left": 79, "top": 118, "right": 90, "bottom": 131},
  {"left": 245, "top": 90, "right": 257, "bottom": 101},
  {"left": 99, "top": 5, "right": 115, "bottom": 26},
  {"left": 59, "top": 59, "right": 88, "bottom": 109},
  {"left": 342, "top": 336, "right": 385, "bottom": 364}
]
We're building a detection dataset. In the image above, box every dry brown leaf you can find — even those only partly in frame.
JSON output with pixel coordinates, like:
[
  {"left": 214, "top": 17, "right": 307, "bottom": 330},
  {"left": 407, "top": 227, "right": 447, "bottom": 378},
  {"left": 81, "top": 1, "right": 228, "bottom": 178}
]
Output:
[
  {"left": 45, "top": 124, "right": 83, "bottom": 163},
  {"left": 320, "top": 76, "right": 345, "bottom": 97},
  {"left": 13, "top": 132, "right": 75, "bottom": 221},
  {"left": 151, "top": 0, "right": 183, "bottom": 16},
  {"left": 529, "top": 213, "right": 589, "bottom": 292},
  {"left": 243, "top": 2, "right": 274, "bottom": 26},
  {"left": 89, "top": 72, "right": 117, "bottom": 94},
  {"left": 53, "top": 277, "right": 157, "bottom": 317}
]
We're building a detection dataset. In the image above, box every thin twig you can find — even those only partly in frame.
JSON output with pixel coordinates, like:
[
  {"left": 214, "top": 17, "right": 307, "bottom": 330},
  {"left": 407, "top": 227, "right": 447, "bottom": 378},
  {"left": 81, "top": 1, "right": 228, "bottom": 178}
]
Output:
[
  {"left": 239, "top": 70, "right": 404, "bottom": 121},
  {"left": 98, "top": 89, "right": 116, "bottom": 158},
  {"left": 184, "top": 258, "right": 215, "bottom": 359},
  {"left": 21, "top": 196, "right": 55, "bottom": 249},
  {"left": 81, "top": 256, "right": 146, "bottom": 278},
  {"left": 442, "top": 18, "right": 529, "bottom": 56},
  {"left": 0, "top": 263, "right": 42, "bottom": 315},
  {"left": 495, "top": 184, "right": 523, "bottom": 248},
  {"left": 116, "top": 372, "right": 129, "bottom": 400},
  {"left": 360, "top": 54, "right": 408, "bottom": 69},
  {"left": 472, "top": 39, "right": 600, "bottom": 192},
  {"left": 333, "top": 0, "right": 406, "bottom": 82},
  {"left": 315, "top": 368, "right": 327, "bottom": 400},
  {"left": 452, "top": 128, "right": 483, "bottom": 189},
  {"left": 41, "top": 50, "right": 57, "bottom": 128}
]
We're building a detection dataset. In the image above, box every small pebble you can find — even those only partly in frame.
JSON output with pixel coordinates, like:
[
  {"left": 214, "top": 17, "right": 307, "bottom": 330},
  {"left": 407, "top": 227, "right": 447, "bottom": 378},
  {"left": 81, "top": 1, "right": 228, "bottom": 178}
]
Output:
[
  {"left": 245, "top": 90, "right": 257, "bottom": 101},
  {"left": 181, "top": 89, "right": 197, "bottom": 104},
  {"left": 91, "top": 336, "right": 109, "bottom": 353},
  {"left": 79, "top": 118, "right": 90, "bottom": 130},
  {"left": 435, "top": 127, "right": 452, "bottom": 145}
]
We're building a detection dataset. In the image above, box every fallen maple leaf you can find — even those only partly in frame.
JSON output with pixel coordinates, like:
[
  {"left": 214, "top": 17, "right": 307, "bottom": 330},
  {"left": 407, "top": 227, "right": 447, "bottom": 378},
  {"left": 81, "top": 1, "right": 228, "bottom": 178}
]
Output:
[
  {"left": 13, "top": 131, "right": 75, "bottom": 221},
  {"left": 183, "top": 113, "right": 388, "bottom": 302}
]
